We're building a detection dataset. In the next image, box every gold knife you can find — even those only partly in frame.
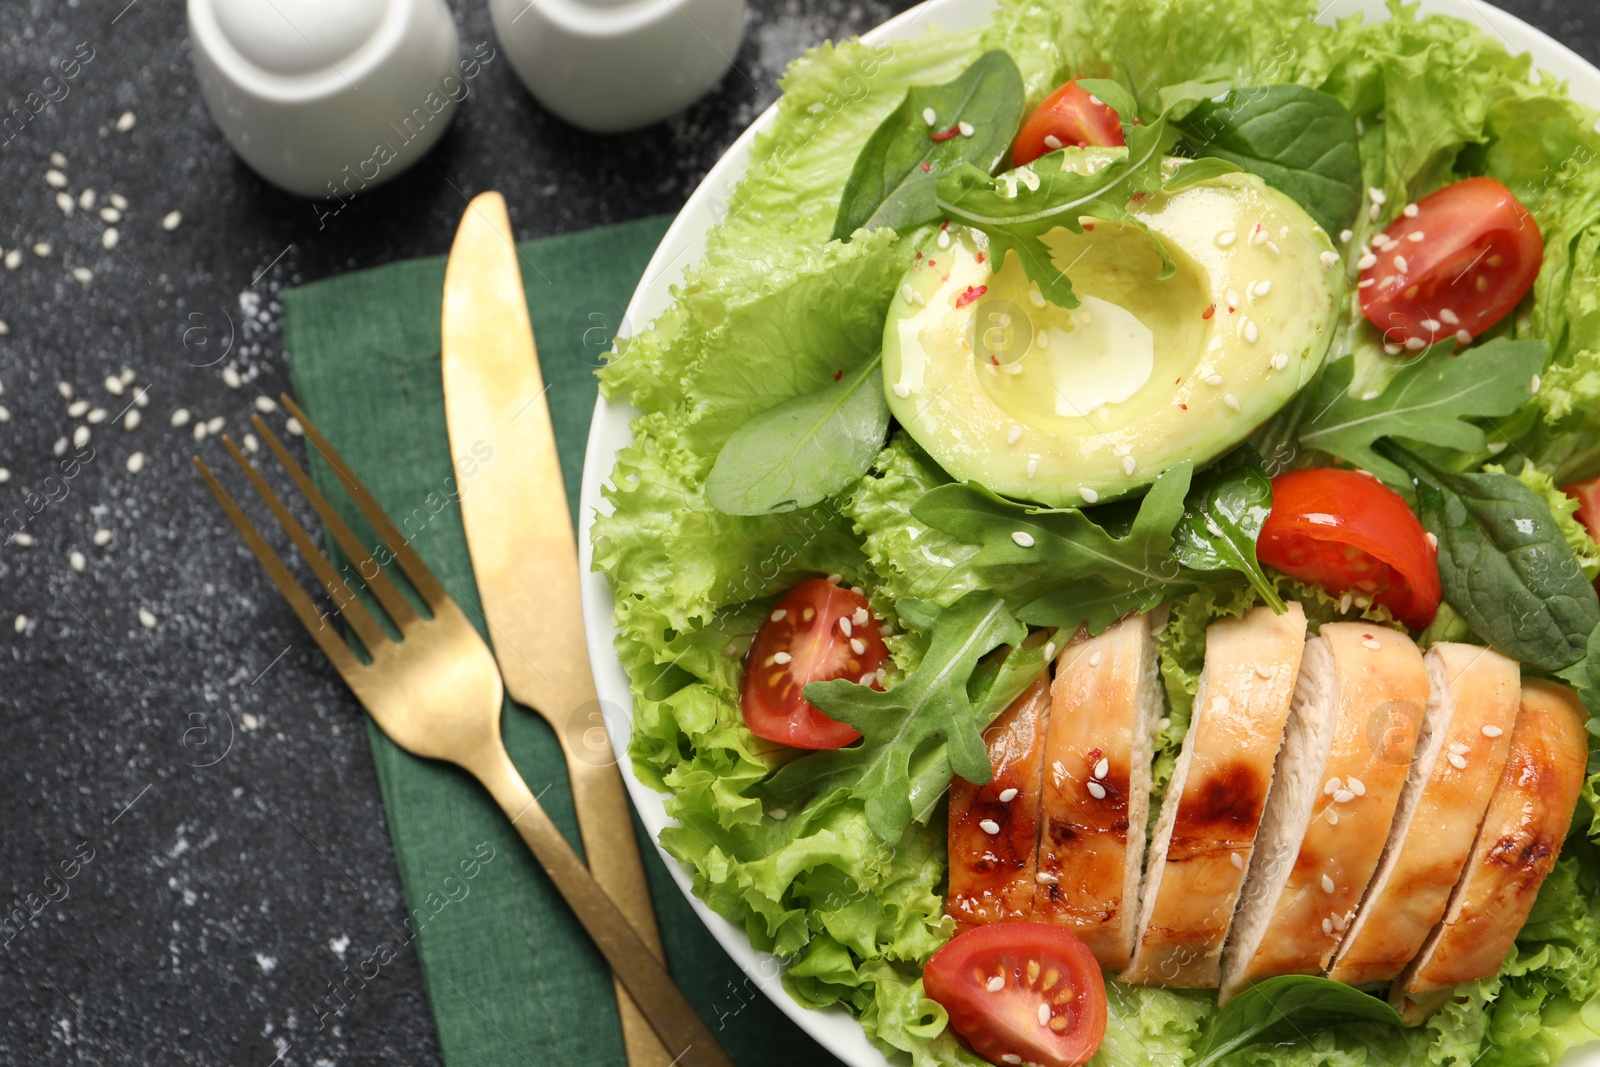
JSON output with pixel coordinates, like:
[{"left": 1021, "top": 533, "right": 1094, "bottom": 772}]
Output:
[{"left": 441, "top": 191, "right": 671, "bottom": 1067}]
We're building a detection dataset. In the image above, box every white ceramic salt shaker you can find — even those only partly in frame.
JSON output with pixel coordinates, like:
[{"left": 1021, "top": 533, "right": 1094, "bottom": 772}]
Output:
[
  {"left": 487, "top": 0, "right": 746, "bottom": 132},
  {"left": 188, "top": 0, "right": 464, "bottom": 199}
]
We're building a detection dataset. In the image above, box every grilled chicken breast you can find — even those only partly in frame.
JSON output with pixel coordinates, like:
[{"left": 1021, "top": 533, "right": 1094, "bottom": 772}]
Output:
[
  {"left": 1219, "top": 623, "right": 1428, "bottom": 1003},
  {"left": 1035, "top": 614, "right": 1163, "bottom": 971},
  {"left": 947, "top": 677, "right": 1053, "bottom": 929},
  {"left": 1326, "top": 643, "right": 1518, "bottom": 986},
  {"left": 1123, "top": 603, "right": 1306, "bottom": 987},
  {"left": 1390, "top": 678, "right": 1588, "bottom": 1024}
]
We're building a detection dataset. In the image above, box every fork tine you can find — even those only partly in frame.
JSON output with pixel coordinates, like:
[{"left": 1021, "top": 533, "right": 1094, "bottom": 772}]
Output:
[
  {"left": 250, "top": 413, "right": 422, "bottom": 631},
  {"left": 278, "top": 394, "right": 449, "bottom": 611},
  {"left": 219, "top": 435, "right": 392, "bottom": 656},
  {"left": 194, "top": 456, "right": 363, "bottom": 678}
]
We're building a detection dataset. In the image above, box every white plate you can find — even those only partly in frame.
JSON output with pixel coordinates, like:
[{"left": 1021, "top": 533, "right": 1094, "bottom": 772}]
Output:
[{"left": 578, "top": 2, "right": 1600, "bottom": 1063}]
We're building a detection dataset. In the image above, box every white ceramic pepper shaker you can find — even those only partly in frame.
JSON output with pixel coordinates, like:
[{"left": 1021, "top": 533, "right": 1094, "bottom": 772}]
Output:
[
  {"left": 487, "top": 0, "right": 746, "bottom": 132},
  {"left": 188, "top": 0, "right": 468, "bottom": 198}
]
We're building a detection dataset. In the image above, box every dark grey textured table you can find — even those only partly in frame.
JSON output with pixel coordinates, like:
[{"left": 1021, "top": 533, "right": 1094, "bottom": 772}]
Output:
[{"left": 0, "top": 1, "right": 1593, "bottom": 1064}]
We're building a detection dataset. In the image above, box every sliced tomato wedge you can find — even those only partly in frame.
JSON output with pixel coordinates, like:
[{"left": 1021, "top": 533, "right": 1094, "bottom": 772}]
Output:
[
  {"left": 924, "top": 923, "right": 1107, "bottom": 1067},
  {"left": 1257, "top": 468, "right": 1441, "bottom": 630},
  {"left": 1011, "top": 80, "right": 1124, "bottom": 167},
  {"left": 1565, "top": 478, "right": 1600, "bottom": 545},
  {"left": 1358, "top": 176, "right": 1542, "bottom": 351},
  {"left": 739, "top": 578, "right": 888, "bottom": 750}
]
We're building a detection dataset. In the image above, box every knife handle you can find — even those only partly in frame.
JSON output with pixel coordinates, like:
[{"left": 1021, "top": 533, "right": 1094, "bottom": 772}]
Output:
[{"left": 470, "top": 747, "right": 736, "bottom": 1067}]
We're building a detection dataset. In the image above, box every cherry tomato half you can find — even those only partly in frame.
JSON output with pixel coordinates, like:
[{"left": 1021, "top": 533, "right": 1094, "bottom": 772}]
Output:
[
  {"left": 924, "top": 923, "right": 1107, "bottom": 1067},
  {"left": 740, "top": 578, "right": 888, "bottom": 750},
  {"left": 1257, "top": 468, "right": 1441, "bottom": 630},
  {"left": 1564, "top": 478, "right": 1600, "bottom": 545},
  {"left": 1012, "top": 80, "right": 1124, "bottom": 168},
  {"left": 1358, "top": 176, "right": 1542, "bottom": 351}
]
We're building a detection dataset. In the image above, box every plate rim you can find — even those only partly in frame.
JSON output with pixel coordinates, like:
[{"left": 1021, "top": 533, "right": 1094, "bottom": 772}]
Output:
[{"left": 576, "top": 2, "right": 1600, "bottom": 1064}]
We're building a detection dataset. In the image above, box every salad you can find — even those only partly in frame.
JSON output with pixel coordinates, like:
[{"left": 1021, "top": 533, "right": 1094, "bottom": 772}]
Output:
[{"left": 592, "top": 0, "right": 1600, "bottom": 1064}]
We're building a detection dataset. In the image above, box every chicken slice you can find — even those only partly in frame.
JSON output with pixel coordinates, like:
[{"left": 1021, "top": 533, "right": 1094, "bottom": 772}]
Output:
[
  {"left": 947, "top": 676, "right": 1052, "bottom": 929},
  {"left": 1219, "top": 623, "right": 1428, "bottom": 1002},
  {"left": 1034, "top": 613, "right": 1163, "bottom": 971},
  {"left": 1123, "top": 602, "right": 1306, "bottom": 987},
  {"left": 1326, "top": 643, "right": 1518, "bottom": 986},
  {"left": 1390, "top": 678, "right": 1588, "bottom": 1024}
]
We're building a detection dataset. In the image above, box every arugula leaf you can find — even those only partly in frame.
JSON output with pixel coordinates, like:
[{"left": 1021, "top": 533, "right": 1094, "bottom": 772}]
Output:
[
  {"left": 762, "top": 592, "right": 1027, "bottom": 842},
  {"left": 1192, "top": 976, "right": 1403, "bottom": 1067},
  {"left": 1171, "top": 448, "right": 1284, "bottom": 611},
  {"left": 1297, "top": 338, "right": 1550, "bottom": 487},
  {"left": 704, "top": 354, "right": 889, "bottom": 515},
  {"left": 911, "top": 463, "right": 1197, "bottom": 633},
  {"left": 1177, "top": 85, "right": 1363, "bottom": 237},
  {"left": 831, "top": 52, "right": 1025, "bottom": 241},
  {"left": 1382, "top": 441, "right": 1600, "bottom": 671}
]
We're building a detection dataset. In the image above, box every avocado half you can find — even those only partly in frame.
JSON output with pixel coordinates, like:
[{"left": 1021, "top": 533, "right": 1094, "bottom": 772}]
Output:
[{"left": 883, "top": 148, "right": 1345, "bottom": 508}]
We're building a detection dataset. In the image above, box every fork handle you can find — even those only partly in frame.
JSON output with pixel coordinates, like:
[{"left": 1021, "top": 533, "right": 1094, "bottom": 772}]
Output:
[{"left": 471, "top": 749, "right": 738, "bottom": 1067}]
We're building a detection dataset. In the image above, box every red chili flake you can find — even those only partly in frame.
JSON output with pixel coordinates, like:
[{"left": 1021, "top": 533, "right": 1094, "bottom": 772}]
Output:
[
  {"left": 975, "top": 252, "right": 986, "bottom": 265},
  {"left": 1083, "top": 223, "right": 1095, "bottom": 231},
  {"left": 927, "top": 259, "right": 936, "bottom": 267},
  {"left": 955, "top": 284, "right": 988, "bottom": 308},
  {"left": 920, "top": 161, "right": 932, "bottom": 172},
  {"left": 1202, "top": 304, "right": 1215, "bottom": 319},
  {"left": 834, "top": 370, "right": 843, "bottom": 381},
  {"left": 1130, "top": 192, "right": 1147, "bottom": 202},
  {"left": 930, "top": 127, "right": 960, "bottom": 142},
  {"left": 915, "top": 251, "right": 923, "bottom": 259},
  {"left": 1180, "top": 403, "right": 1188, "bottom": 410},
  {"left": 941, "top": 219, "right": 950, "bottom": 230},
  {"left": 991, "top": 355, "right": 1001, "bottom": 366},
  {"left": 1086, "top": 747, "right": 1103, "bottom": 762}
]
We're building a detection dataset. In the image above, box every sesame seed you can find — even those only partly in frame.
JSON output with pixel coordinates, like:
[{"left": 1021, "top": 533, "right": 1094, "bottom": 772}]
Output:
[
  {"left": 1532, "top": 373, "right": 1542, "bottom": 393},
  {"left": 138, "top": 608, "right": 157, "bottom": 629},
  {"left": 1035, "top": 872, "right": 1058, "bottom": 885},
  {"left": 979, "top": 819, "right": 1001, "bottom": 835},
  {"left": 1038, "top": 1004, "right": 1051, "bottom": 1026},
  {"left": 1409, "top": 231, "right": 1425, "bottom": 243},
  {"left": 1267, "top": 240, "right": 1281, "bottom": 255},
  {"left": 937, "top": 229, "right": 952, "bottom": 250},
  {"left": 1456, "top": 329, "right": 1473, "bottom": 344},
  {"left": 1327, "top": 809, "right": 1339, "bottom": 825},
  {"left": 839, "top": 617, "right": 852, "bottom": 637},
  {"left": 1002, "top": 1056, "right": 1022, "bottom": 1064},
  {"left": 0, "top": 469, "right": 8, "bottom": 483},
  {"left": 100, "top": 206, "right": 122, "bottom": 224},
  {"left": 1093, "top": 757, "right": 1109, "bottom": 779},
  {"left": 1334, "top": 788, "right": 1355, "bottom": 803},
  {"left": 105, "top": 375, "right": 125, "bottom": 396},
  {"left": 1482, "top": 724, "right": 1503, "bottom": 738},
  {"left": 1011, "top": 531, "right": 1036, "bottom": 548},
  {"left": 1088, "top": 650, "right": 1104, "bottom": 668},
  {"left": 1358, "top": 279, "right": 1376, "bottom": 289},
  {"left": 1362, "top": 638, "right": 1382, "bottom": 651},
  {"left": 1339, "top": 229, "right": 1354, "bottom": 243},
  {"left": 1251, "top": 226, "right": 1267, "bottom": 247},
  {"left": 1448, "top": 742, "right": 1470, "bottom": 755},
  {"left": 242, "top": 433, "right": 260, "bottom": 454},
  {"left": 1325, "top": 777, "right": 1342, "bottom": 795},
  {"left": 1404, "top": 337, "right": 1426, "bottom": 352},
  {"left": 67, "top": 399, "right": 89, "bottom": 417},
  {"left": 13, "top": 615, "right": 27, "bottom": 633},
  {"left": 13, "top": 532, "right": 33, "bottom": 546},
  {"left": 1332, "top": 911, "right": 1349, "bottom": 932},
  {"left": 1223, "top": 393, "right": 1241, "bottom": 411},
  {"left": 1086, "top": 781, "right": 1107, "bottom": 800},
  {"left": 1420, "top": 318, "right": 1441, "bottom": 331},
  {"left": 921, "top": 106, "right": 937, "bottom": 126},
  {"left": 892, "top": 383, "right": 911, "bottom": 399},
  {"left": 69, "top": 550, "right": 85, "bottom": 572},
  {"left": 1393, "top": 254, "right": 1408, "bottom": 273},
  {"left": 1321, "top": 874, "right": 1335, "bottom": 893},
  {"left": 1403, "top": 203, "right": 1419, "bottom": 217},
  {"left": 170, "top": 408, "right": 191, "bottom": 427},
  {"left": 1026, "top": 459, "right": 1038, "bottom": 478},
  {"left": 849, "top": 638, "right": 865, "bottom": 655},
  {"left": 1203, "top": 373, "right": 1224, "bottom": 386},
  {"left": 1216, "top": 229, "right": 1237, "bottom": 248},
  {"left": 1255, "top": 661, "right": 1273, "bottom": 679},
  {"left": 92, "top": 528, "right": 113, "bottom": 546},
  {"left": 998, "top": 788, "right": 1018, "bottom": 803},
  {"left": 1370, "top": 203, "right": 1381, "bottom": 222},
  {"left": 50, "top": 151, "right": 66, "bottom": 167},
  {"left": 1122, "top": 455, "right": 1136, "bottom": 475},
  {"left": 78, "top": 188, "right": 95, "bottom": 210},
  {"left": 986, "top": 976, "right": 1005, "bottom": 992},
  {"left": 206, "top": 416, "right": 225, "bottom": 434},
  {"left": 1319, "top": 251, "right": 1339, "bottom": 270},
  {"left": 1006, "top": 425, "right": 1023, "bottom": 446},
  {"left": 71, "top": 266, "right": 93, "bottom": 285},
  {"left": 1254, "top": 280, "right": 1274, "bottom": 297},
  {"left": 853, "top": 607, "right": 868, "bottom": 625},
  {"left": 1368, "top": 187, "right": 1387, "bottom": 205},
  {"left": 1157, "top": 717, "right": 1171, "bottom": 730},
  {"left": 3, "top": 250, "right": 19, "bottom": 269},
  {"left": 1322, "top": 918, "right": 1334, "bottom": 936},
  {"left": 162, "top": 211, "right": 183, "bottom": 232},
  {"left": 45, "top": 169, "right": 67, "bottom": 189},
  {"left": 958, "top": 121, "right": 975, "bottom": 137},
  {"left": 769, "top": 808, "right": 787, "bottom": 820},
  {"left": 72, "top": 426, "right": 90, "bottom": 448},
  {"left": 772, "top": 651, "right": 792, "bottom": 665},
  {"left": 1231, "top": 852, "right": 1244, "bottom": 869},
  {"left": 110, "top": 193, "right": 128, "bottom": 210},
  {"left": 124, "top": 410, "right": 141, "bottom": 431},
  {"left": 1425, "top": 532, "right": 1439, "bottom": 549},
  {"left": 1357, "top": 253, "right": 1377, "bottom": 270},
  {"left": 102, "top": 227, "right": 120, "bottom": 251},
  {"left": 33, "top": 242, "right": 52, "bottom": 258},
  {"left": 126, "top": 452, "right": 145, "bottom": 473},
  {"left": 1439, "top": 308, "right": 1459, "bottom": 325},
  {"left": 1448, "top": 753, "right": 1468, "bottom": 770},
  {"left": 223, "top": 366, "right": 242, "bottom": 389},
  {"left": 1271, "top": 352, "right": 1289, "bottom": 371},
  {"left": 86, "top": 408, "right": 106, "bottom": 424},
  {"left": 56, "top": 192, "right": 74, "bottom": 216},
  {"left": 1347, "top": 777, "right": 1365, "bottom": 795},
  {"left": 115, "top": 110, "right": 136, "bottom": 133},
  {"left": 1081, "top": 486, "right": 1098, "bottom": 502},
  {"left": 1045, "top": 642, "right": 1056, "bottom": 660},
  {"left": 52, "top": 435, "right": 66, "bottom": 453},
  {"left": 769, "top": 609, "right": 787, "bottom": 622},
  {"left": 1226, "top": 288, "right": 1241, "bottom": 308}
]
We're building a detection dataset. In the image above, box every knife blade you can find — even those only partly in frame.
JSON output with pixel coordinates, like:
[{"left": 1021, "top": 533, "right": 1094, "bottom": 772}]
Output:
[{"left": 441, "top": 191, "right": 670, "bottom": 1067}]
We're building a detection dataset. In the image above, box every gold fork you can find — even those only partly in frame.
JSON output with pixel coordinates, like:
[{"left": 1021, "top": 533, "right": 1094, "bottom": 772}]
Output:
[{"left": 195, "top": 396, "right": 735, "bottom": 1067}]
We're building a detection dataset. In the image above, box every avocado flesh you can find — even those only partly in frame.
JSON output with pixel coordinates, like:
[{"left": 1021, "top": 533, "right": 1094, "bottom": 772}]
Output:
[{"left": 882, "top": 149, "right": 1344, "bottom": 508}]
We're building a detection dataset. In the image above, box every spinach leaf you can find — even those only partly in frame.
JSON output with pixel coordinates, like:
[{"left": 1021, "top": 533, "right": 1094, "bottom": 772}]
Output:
[
  {"left": 1558, "top": 625, "right": 1600, "bottom": 724},
  {"left": 1178, "top": 85, "right": 1363, "bottom": 237},
  {"left": 1193, "top": 976, "right": 1403, "bottom": 1067},
  {"left": 1297, "top": 338, "right": 1549, "bottom": 487},
  {"left": 1172, "top": 448, "right": 1284, "bottom": 611},
  {"left": 911, "top": 463, "right": 1197, "bottom": 633},
  {"left": 1381, "top": 441, "right": 1600, "bottom": 671},
  {"left": 762, "top": 591, "right": 1027, "bottom": 842},
  {"left": 704, "top": 354, "right": 889, "bottom": 515},
  {"left": 831, "top": 52, "right": 1024, "bottom": 241}
]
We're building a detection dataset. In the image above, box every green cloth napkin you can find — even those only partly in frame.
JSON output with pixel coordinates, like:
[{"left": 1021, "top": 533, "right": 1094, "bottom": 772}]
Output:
[{"left": 281, "top": 215, "right": 849, "bottom": 1067}]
